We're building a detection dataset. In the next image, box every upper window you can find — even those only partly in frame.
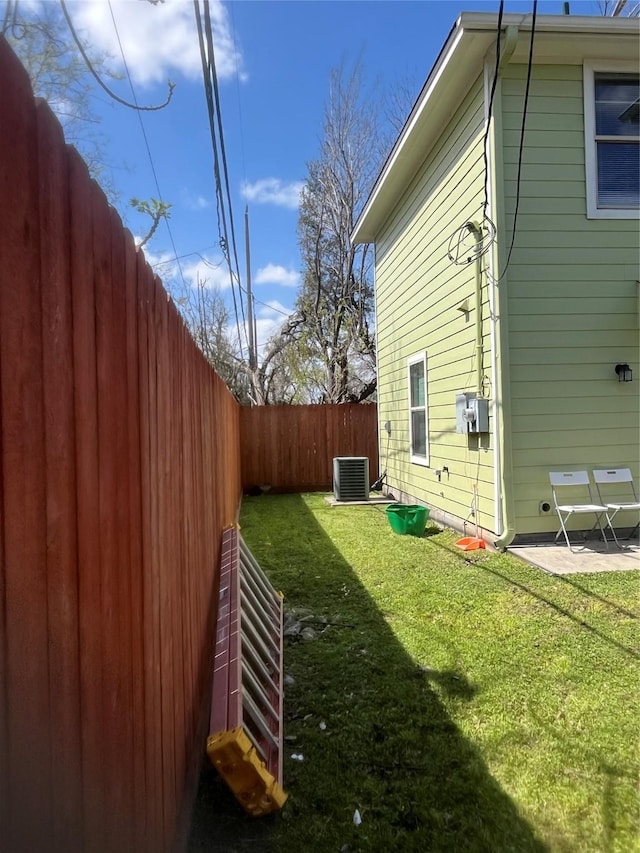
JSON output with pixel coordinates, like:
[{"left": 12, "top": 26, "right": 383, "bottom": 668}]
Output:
[
  {"left": 408, "top": 353, "right": 429, "bottom": 466},
  {"left": 584, "top": 63, "right": 640, "bottom": 218}
]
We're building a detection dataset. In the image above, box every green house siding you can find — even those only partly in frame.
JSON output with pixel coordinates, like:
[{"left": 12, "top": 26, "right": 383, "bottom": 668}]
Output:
[
  {"left": 500, "top": 64, "right": 640, "bottom": 535},
  {"left": 375, "top": 77, "right": 498, "bottom": 534}
]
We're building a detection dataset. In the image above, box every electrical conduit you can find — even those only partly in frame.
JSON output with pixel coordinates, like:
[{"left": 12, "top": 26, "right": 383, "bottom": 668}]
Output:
[{"left": 489, "top": 24, "right": 518, "bottom": 550}]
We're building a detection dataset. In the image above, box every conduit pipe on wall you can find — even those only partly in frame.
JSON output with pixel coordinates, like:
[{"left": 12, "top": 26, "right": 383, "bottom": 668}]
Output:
[
  {"left": 466, "top": 221, "right": 484, "bottom": 396},
  {"left": 489, "top": 25, "right": 518, "bottom": 550}
]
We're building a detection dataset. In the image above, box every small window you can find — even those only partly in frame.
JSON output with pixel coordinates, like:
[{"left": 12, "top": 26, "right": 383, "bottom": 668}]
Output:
[
  {"left": 408, "top": 353, "right": 429, "bottom": 466},
  {"left": 584, "top": 64, "right": 640, "bottom": 218}
]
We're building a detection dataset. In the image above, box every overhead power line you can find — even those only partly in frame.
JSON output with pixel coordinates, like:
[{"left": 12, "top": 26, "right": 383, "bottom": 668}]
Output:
[
  {"left": 106, "top": 0, "right": 187, "bottom": 292},
  {"left": 447, "top": 0, "right": 538, "bottom": 278},
  {"left": 193, "top": 0, "right": 248, "bottom": 361},
  {"left": 498, "top": 0, "right": 538, "bottom": 279},
  {"left": 60, "top": 0, "right": 175, "bottom": 112}
]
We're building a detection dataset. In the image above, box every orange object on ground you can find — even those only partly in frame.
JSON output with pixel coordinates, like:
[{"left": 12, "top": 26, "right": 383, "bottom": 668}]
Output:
[{"left": 455, "top": 536, "right": 486, "bottom": 551}]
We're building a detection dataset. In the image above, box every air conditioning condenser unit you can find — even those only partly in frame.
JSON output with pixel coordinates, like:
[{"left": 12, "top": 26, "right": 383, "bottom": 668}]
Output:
[{"left": 333, "top": 457, "right": 369, "bottom": 502}]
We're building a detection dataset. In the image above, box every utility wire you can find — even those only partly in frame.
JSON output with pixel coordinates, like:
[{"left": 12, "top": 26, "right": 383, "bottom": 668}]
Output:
[
  {"left": 228, "top": 2, "right": 248, "bottom": 185},
  {"left": 482, "top": 0, "right": 505, "bottom": 221},
  {"left": 60, "top": 0, "right": 175, "bottom": 112},
  {"left": 496, "top": 0, "right": 538, "bottom": 281},
  {"left": 202, "top": 0, "right": 249, "bottom": 347},
  {"left": 228, "top": 2, "right": 257, "bottom": 357},
  {"left": 193, "top": 0, "right": 247, "bottom": 360},
  {"left": 447, "top": 0, "right": 537, "bottom": 277},
  {"left": 204, "top": 0, "right": 243, "bottom": 269},
  {"left": 239, "top": 286, "right": 292, "bottom": 318},
  {"left": 106, "top": 0, "right": 188, "bottom": 292},
  {"left": 153, "top": 246, "right": 293, "bottom": 318},
  {"left": 151, "top": 246, "right": 219, "bottom": 269},
  {"left": 446, "top": 2, "right": 504, "bottom": 267},
  {"left": 2, "top": 1, "right": 22, "bottom": 37}
]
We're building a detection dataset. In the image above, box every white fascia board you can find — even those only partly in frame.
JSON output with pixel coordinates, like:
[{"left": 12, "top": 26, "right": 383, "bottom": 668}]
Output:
[
  {"left": 351, "top": 23, "right": 493, "bottom": 244},
  {"left": 461, "top": 11, "right": 640, "bottom": 36},
  {"left": 351, "top": 12, "right": 640, "bottom": 246}
]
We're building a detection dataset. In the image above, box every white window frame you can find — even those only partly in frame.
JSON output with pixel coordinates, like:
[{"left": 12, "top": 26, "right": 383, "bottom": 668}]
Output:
[
  {"left": 407, "top": 353, "right": 429, "bottom": 466},
  {"left": 583, "top": 61, "right": 640, "bottom": 220}
]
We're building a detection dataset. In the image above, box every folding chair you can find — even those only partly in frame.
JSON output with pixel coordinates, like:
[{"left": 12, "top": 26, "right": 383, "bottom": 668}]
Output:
[
  {"left": 592, "top": 468, "right": 640, "bottom": 544},
  {"left": 548, "top": 471, "right": 614, "bottom": 553}
]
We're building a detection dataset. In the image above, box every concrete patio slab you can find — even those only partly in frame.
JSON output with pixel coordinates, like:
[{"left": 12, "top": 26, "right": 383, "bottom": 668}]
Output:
[{"left": 508, "top": 541, "right": 640, "bottom": 575}]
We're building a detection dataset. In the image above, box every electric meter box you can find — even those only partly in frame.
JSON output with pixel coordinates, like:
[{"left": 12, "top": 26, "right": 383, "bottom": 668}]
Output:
[{"left": 456, "top": 393, "right": 489, "bottom": 434}]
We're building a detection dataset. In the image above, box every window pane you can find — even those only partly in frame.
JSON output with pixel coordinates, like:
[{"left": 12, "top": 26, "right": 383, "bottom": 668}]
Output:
[
  {"left": 597, "top": 142, "right": 640, "bottom": 207},
  {"left": 595, "top": 74, "right": 640, "bottom": 136},
  {"left": 411, "top": 410, "right": 426, "bottom": 457},
  {"left": 409, "top": 361, "right": 424, "bottom": 407}
]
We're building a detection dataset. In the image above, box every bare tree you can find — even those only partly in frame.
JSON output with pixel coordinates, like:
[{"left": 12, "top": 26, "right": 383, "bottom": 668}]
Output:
[
  {"left": 385, "top": 70, "right": 422, "bottom": 135},
  {"left": 174, "top": 275, "right": 251, "bottom": 403},
  {"left": 2, "top": 0, "right": 118, "bottom": 198},
  {"left": 269, "top": 61, "right": 384, "bottom": 404},
  {"left": 598, "top": 0, "right": 640, "bottom": 14}
]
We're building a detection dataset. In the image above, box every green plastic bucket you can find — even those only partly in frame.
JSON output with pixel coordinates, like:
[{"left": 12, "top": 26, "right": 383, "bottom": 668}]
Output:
[{"left": 385, "top": 504, "right": 430, "bottom": 537}]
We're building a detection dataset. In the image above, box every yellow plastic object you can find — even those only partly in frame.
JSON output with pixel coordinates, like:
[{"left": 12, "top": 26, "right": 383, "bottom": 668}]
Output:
[{"left": 207, "top": 727, "right": 288, "bottom": 817}]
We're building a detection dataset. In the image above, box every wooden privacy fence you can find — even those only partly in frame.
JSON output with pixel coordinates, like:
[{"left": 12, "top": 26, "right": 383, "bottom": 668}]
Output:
[
  {"left": 240, "top": 404, "right": 379, "bottom": 492},
  {"left": 0, "top": 37, "right": 241, "bottom": 853},
  {"left": 0, "top": 36, "right": 379, "bottom": 853}
]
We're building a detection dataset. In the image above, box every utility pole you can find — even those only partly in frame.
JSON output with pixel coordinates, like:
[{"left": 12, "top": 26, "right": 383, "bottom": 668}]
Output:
[{"left": 245, "top": 205, "right": 256, "bottom": 371}]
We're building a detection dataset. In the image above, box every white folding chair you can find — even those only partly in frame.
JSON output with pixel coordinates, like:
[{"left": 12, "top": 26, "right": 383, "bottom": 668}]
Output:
[
  {"left": 549, "top": 471, "right": 614, "bottom": 553},
  {"left": 592, "top": 468, "right": 640, "bottom": 544}
]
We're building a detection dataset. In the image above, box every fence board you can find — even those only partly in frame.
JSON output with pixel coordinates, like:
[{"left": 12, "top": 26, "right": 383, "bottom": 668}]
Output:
[
  {"left": 125, "top": 233, "right": 147, "bottom": 852},
  {"left": 0, "top": 43, "right": 51, "bottom": 851},
  {"left": 240, "top": 404, "right": 378, "bottom": 493},
  {"left": 37, "top": 101, "right": 83, "bottom": 851},
  {"left": 69, "top": 151, "right": 104, "bottom": 851},
  {"left": 138, "top": 253, "right": 162, "bottom": 853}
]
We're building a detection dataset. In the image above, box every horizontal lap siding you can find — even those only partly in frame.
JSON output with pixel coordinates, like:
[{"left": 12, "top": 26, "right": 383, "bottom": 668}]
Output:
[
  {"left": 501, "top": 64, "right": 640, "bottom": 534},
  {"left": 375, "top": 76, "right": 497, "bottom": 533}
]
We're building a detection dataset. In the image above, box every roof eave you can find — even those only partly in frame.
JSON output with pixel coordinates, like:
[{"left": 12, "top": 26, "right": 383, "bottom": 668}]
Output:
[{"left": 351, "top": 12, "right": 640, "bottom": 245}]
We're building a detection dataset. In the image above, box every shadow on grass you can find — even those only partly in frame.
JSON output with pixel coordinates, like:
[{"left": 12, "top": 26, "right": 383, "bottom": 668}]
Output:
[
  {"left": 480, "top": 564, "right": 640, "bottom": 661},
  {"left": 189, "top": 494, "right": 547, "bottom": 853},
  {"left": 554, "top": 575, "right": 639, "bottom": 621},
  {"left": 426, "top": 536, "right": 640, "bottom": 663}
]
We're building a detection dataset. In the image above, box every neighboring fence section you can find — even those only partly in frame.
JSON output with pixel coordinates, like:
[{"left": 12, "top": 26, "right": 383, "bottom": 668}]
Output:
[
  {"left": 240, "top": 404, "right": 379, "bottom": 493},
  {"left": 0, "top": 38, "right": 241, "bottom": 853}
]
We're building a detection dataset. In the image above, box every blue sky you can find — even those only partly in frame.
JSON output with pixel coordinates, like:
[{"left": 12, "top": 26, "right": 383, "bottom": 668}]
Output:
[{"left": 47, "top": 0, "right": 597, "bottom": 357}]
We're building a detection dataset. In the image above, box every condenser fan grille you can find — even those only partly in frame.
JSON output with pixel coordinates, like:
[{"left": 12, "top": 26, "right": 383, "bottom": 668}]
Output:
[{"left": 333, "top": 457, "right": 369, "bottom": 502}]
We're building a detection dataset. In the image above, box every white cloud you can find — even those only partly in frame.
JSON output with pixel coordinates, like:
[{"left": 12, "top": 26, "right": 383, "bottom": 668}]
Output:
[
  {"left": 254, "top": 263, "right": 299, "bottom": 288},
  {"left": 255, "top": 317, "right": 280, "bottom": 351},
  {"left": 141, "top": 244, "right": 294, "bottom": 351},
  {"left": 182, "top": 256, "right": 230, "bottom": 290},
  {"left": 139, "top": 246, "right": 229, "bottom": 291},
  {"left": 241, "top": 178, "right": 303, "bottom": 209},
  {"left": 254, "top": 300, "right": 294, "bottom": 349},
  {"left": 228, "top": 299, "right": 293, "bottom": 355},
  {"left": 140, "top": 244, "right": 175, "bottom": 271},
  {"left": 182, "top": 190, "right": 211, "bottom": 211},
  {"left": 69, "top": 0, "right": 244, "bottom": 88}
]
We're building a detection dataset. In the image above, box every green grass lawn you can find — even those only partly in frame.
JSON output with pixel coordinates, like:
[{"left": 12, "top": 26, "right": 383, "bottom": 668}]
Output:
[{"left": 189, "top": 493, "right": 640, "bottom": 853}]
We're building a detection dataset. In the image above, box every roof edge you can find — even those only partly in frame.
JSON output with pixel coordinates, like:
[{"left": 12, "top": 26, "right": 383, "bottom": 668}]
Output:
[{"left": 352, "top": 12, "right": 640, "bottom": 245}]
